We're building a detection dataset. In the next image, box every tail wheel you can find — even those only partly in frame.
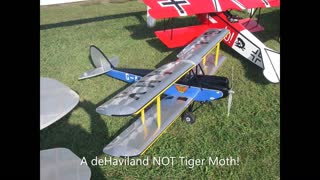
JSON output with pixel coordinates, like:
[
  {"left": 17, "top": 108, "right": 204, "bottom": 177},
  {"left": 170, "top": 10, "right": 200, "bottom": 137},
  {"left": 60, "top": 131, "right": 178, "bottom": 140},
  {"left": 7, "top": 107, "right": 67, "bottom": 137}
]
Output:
[{"left": 182, "top": 111, "right": 196, "bottom": 124}]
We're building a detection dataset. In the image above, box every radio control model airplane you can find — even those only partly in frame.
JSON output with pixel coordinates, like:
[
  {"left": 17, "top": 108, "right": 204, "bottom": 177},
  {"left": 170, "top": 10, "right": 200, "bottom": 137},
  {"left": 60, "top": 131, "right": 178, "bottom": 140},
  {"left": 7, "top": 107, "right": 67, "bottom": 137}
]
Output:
[
  {"left": 143, "top": 0, "right": 280, "bottom": 83},
  {"left": 80, "top": 28, "right": 234, "bottom": 157}
]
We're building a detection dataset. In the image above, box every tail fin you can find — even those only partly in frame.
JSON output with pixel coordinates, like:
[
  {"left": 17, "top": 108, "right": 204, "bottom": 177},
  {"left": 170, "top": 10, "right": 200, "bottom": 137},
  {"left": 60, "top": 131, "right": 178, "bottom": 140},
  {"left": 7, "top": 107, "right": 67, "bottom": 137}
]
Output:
[
  {"left": 79, "top": 45, "right": 119, "bottom": 80},
  {"left": 263, "top": 48, "right": 280, "bottom": 83}
]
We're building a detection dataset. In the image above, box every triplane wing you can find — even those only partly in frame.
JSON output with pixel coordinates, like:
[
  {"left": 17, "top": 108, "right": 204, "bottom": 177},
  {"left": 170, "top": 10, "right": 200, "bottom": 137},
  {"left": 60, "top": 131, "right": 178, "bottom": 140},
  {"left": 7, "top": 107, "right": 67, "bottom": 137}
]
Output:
[
  {"left": 144, "top": 0, "right": 280, "bottom": 19},
  {"left": 143, "top": 0, "right": 280, "bottom": 83}
]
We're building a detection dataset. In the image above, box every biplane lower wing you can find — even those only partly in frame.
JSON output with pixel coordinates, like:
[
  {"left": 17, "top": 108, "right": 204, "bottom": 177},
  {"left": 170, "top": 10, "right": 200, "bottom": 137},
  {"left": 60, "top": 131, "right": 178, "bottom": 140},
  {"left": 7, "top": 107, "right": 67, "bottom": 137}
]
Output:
[{"left": 103, "top": 93, "right": 199, "bottom": 157}]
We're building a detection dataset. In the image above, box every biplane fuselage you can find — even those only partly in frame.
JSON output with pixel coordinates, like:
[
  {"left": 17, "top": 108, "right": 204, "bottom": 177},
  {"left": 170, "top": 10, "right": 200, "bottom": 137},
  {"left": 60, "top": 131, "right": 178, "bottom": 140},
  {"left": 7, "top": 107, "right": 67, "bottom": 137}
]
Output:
[{"left": 105, "top": 68, "right": 230, "bottom": 103}]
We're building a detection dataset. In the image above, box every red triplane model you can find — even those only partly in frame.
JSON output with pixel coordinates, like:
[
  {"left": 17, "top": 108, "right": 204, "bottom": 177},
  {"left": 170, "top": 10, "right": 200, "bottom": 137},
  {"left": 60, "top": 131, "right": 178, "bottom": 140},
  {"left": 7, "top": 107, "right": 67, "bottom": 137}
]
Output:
[{"left": 143, "top": 0, "right": 280, "bottom": 83}]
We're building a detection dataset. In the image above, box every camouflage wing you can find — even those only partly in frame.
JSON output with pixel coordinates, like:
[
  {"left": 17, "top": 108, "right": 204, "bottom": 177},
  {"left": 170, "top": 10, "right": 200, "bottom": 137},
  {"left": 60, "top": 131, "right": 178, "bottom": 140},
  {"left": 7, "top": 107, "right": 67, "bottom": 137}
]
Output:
[
  {"left": 177, "top": 28, "right": 229, "bottom": 64},
  {"left": 96, "top": 60, "right": 195, "bottom": 116}
]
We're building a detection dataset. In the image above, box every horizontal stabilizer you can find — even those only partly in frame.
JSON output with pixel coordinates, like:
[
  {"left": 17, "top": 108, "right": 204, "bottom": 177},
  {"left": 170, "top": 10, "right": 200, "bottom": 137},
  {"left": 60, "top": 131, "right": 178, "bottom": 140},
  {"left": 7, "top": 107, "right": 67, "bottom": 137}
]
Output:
[
  {"left": 79, "top": 45, "right": 119, "bottom": 80},
  {"left": 79, "top": 56, "right": 118, "bottom": 80},
  {"left": 263, "top": 48, "right": 280, "bottom": 83},
  {"left": 79, "top": 66, "right": 109, "bottom": 80},
  {"left": 103, "top": 95, "right": 197, "bottom": 157}
]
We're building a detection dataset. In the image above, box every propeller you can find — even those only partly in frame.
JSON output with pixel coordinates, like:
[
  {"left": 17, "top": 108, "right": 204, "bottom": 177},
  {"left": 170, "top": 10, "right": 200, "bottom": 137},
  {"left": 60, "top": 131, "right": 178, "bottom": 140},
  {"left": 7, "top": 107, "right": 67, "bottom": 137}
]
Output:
[{"left": 227, "top": 66, "right": 235, "bottom": 117}]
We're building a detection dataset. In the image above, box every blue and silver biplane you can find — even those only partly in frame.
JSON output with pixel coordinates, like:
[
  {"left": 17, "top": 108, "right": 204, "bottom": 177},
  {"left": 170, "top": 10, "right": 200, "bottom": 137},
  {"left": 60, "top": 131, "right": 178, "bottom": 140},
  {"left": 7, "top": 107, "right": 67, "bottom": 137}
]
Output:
[{"left": 80, "top": 28, "right": 234, "bottom": 157}]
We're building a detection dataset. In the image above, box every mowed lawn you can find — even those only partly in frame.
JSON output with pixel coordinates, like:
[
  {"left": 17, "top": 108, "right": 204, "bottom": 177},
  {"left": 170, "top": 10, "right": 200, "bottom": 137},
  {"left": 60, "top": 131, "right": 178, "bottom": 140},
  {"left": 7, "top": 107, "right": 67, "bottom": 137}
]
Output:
[{"left": 40, "top": 1, "right": 280, "bottom": 179}]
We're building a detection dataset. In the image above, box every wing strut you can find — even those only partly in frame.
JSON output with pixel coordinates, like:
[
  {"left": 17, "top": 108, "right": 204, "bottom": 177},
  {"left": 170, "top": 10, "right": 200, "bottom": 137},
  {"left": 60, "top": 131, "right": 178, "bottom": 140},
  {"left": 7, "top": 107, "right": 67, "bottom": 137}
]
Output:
[
  {"left": 202, "top": 40, "right": 221, "bottom": 67},
  {"left": 140, "top": 96, "right": 161, "bottom": 128},
  {"left": 243, "top": 8, "right": 262, "bottom": 29},
  {"left": 162, "top": 18, "right": 175, "bottom": 40},
  {"left": 157, "top": 96, "right": 161, "bottom": 128},
  {"left": 141, "top": 109, "right": 145, "bottom": 124}
]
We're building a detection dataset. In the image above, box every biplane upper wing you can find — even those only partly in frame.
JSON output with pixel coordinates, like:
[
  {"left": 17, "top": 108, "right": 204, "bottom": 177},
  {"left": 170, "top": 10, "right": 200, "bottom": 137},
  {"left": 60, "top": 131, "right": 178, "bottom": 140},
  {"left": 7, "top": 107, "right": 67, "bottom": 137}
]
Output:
[
  {"left": 96, "top": 60, "right": 195, "bottom": 116},
  {"left": 144, "top": 0, "right": 280, "bottom": 19},
  {"left": 177, "top": 28, "right": 229, "bottom": 63}
]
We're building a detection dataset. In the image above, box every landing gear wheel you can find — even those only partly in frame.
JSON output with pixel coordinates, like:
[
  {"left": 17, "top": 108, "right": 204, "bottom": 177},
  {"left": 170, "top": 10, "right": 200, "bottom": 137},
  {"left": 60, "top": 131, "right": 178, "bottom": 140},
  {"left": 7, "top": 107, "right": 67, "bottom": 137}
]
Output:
[{"left": 182, "top": 112, "right": 196, "bottom": 124}]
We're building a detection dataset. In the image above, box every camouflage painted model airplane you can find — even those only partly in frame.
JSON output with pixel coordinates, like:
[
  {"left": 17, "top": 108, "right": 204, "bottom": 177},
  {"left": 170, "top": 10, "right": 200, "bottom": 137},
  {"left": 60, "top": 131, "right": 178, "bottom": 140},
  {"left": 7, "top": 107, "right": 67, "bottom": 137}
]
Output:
[{"left": 79, "top": 28, "right": 234, "bottom": 157}]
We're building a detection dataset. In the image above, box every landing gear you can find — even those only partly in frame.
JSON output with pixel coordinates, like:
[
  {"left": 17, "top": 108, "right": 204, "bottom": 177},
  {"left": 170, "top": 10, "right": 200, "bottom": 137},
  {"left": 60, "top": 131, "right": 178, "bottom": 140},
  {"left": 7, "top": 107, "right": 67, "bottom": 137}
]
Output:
[
  {"left": 182, "top": 111, "right": 196, "bottom": 124},
  {"left": 182, "top": 102, "right": 197, "bottom": 124}
]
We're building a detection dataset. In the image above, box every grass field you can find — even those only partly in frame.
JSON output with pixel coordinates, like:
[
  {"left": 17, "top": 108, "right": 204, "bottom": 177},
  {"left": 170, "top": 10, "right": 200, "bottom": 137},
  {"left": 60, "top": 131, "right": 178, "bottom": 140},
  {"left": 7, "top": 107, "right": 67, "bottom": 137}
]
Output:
[{"left": 40, "top": 1, "right": 280, "bottom": 179}]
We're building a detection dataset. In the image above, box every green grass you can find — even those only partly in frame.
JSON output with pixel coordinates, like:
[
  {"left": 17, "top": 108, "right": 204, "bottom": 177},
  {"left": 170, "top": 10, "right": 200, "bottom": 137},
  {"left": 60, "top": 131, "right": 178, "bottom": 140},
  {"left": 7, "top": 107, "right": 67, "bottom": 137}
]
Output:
[{"left": 40, "top": 1, "right": 280, "bottom": 179}]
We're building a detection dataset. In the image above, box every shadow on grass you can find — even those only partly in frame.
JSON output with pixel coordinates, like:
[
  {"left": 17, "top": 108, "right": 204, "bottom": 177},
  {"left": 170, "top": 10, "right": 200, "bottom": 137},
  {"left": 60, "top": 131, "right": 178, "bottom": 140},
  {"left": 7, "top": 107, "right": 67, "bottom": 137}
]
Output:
[
  {"left": 253, "top": 9, "right": 280, "bottom": 43},
  {"left": 40, "top": 11, "right": 146, "bottom": 30},
  {"left": 153, "top": 48, "right": 183, "bottom": 68},
  {"left": 124, "top": 16, "right": 200, "bottom": 52}
]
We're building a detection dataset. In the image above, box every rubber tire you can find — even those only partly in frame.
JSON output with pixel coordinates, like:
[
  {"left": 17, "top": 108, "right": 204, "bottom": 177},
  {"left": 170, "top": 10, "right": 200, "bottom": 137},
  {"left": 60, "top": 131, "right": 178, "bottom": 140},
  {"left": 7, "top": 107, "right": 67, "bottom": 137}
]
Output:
[{"left": 182, "top": 112, "right": 196, "bottom": 124}]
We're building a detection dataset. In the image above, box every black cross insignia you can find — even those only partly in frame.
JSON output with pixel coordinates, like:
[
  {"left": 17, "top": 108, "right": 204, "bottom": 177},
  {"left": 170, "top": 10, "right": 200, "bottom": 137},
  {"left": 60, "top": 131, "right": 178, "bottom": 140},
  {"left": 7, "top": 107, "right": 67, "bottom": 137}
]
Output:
[
  {"left": 158, "top": 0, "right": 190, "bottom": 16},
  {"left": 250, "top": 49, "right": 262, "bottom": 63}
]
